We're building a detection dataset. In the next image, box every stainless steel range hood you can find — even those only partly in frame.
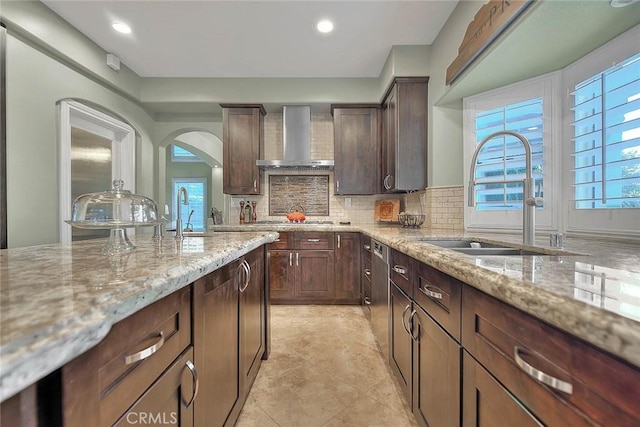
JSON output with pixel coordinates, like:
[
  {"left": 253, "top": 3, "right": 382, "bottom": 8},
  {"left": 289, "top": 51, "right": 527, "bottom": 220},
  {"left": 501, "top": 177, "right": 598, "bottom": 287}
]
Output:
[{"left": 256, "top": 105, "right": 334, "bottom": 170}]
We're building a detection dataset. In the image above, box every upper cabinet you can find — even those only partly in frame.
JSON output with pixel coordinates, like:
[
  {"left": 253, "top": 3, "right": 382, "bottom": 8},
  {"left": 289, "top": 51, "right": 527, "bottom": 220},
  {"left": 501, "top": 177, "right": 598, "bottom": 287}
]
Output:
[
  {"left": 221, "top": 104, "right": 265, "bottom": 195},
  {"left": 381, "top": 77, "right": 429, "bottom": 193},
  {"left": 331, "top": 105, "right": 381, "bottom": 195}
]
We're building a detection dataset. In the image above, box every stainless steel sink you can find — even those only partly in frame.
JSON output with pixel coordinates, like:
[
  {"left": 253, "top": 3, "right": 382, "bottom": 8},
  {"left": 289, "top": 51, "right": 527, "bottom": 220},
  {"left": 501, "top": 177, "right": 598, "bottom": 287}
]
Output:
[{"left": 411, "top": 239, "right": 560, "bottom": 256}]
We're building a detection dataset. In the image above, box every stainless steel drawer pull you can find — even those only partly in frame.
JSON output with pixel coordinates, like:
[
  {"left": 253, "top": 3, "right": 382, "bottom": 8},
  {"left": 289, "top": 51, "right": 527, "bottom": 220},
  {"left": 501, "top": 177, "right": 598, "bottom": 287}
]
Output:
[
  {"left": 514, "top": 346, "right": 573, "bottom": 394},
  {"left": 289, "top": 252, "right": 293, "bottom": 266},
  {"left": 409, "top": 310, "right": 419, "bottom": 341},
  {"left": 421, "top": 285, "right": 443, "bottom": 300},
  {"left": 124, "top": 332, "right": 165, "bottom": 365},
  {"left": 401, "top": 304, "right": 412, "bottom": 335},
  {"left": 240, "top": 260, "right": 250, "bottom": 292},
  {"left": 337, "top": 234, "right": 341, "bottom": 248},
  {"left": 307, "top": 238, "right": 321, "bottom": 242},
  {"left": 364, "top": 268, "right": 371, "bottom": 276},
  {"left": 182, "top": 359, "right": 199, "bottom": 408},
  {"left": 296, "top": 252, "right": 299, "bottom": 266},
  {"left": 363, "top": 244, "right": 371, "bottom": 251},
  {"left": 364, "top": 297, "right": 371, "bottom": 305},
  {"left": 393, "top": 265, "right": 406, "bottom": 275}
]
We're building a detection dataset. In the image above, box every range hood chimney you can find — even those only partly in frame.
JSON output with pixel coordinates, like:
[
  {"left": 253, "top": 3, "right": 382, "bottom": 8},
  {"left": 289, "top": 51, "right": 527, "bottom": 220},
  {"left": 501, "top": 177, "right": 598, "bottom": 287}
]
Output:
[{"left": 256, "top": 105, "right": 334, "bottom": 170}]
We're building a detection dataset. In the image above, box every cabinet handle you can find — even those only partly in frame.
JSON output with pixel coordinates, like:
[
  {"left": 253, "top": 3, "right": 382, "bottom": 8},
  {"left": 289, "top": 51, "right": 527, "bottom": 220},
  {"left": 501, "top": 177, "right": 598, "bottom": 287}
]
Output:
[
  {"left": 336, "top": 180, "right": 340, "bottom": 192},
  {"left": 393, "top": 265, "right": 406, "bottom": 275},
  {"left": 240, "top": 260, "right": 251, "bottom": 292},
  {"left": 364, "top": 297, "right": 371, "bottom": 305},
  {"left": 409, "top": 310, "right": 419, "bottom": 341},
  {"left": 420, "top": 285, "right": 443, "bottom": 300},
  {"left": 363, "top": 244, "right": 371, "bottom": 251},
  {"left": 289, "top": 252, "right": 293, "bottom": 266},
  {"left": 253, "top": 180, "right": 257, "bottom": 191},
  {"left": 307, "top": 238, "right": 321, "bottom": 243},
  {"left": 296, "top": 252, "right": 299, "bottom": 266},
  {"left": 337, "top": 234, "right": 341, "bottom": 248},
  {"left": 182, "top": 359, "right": 199, "bottom": 408},
  {"left": 124, "top": 332, "right": 165, "bottom": 365},
  {"left": 364, "top": 268, "right": 371, "bottom": 276},
  {"left": 275, "top": 238, "right": 281, "bottom": 242},
  {"left": 384, "top": 175, "right": 392, "bottom": 190},
  {"left": 401, "top": 304, "right": 411, "bottom": 335},
  {"left": 514, "top": 346, "right": 573, "bottom": 394}
]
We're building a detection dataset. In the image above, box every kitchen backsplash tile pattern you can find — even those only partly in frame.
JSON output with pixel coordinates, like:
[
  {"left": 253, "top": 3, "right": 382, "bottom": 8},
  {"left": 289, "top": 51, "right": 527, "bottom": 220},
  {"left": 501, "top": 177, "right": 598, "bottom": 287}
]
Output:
[
  {"left": 269, "top": 175, "right": 329, "bottom": 215},
  {"left": 228, "top": 112, "right": 464, "bottom": 228}
]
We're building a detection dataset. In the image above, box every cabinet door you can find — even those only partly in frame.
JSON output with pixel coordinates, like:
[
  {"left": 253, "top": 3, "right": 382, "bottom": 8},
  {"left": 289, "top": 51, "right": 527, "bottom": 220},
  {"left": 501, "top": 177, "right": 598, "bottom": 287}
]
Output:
[
  {"left": 463, "top": 351, "right": 541, "bottom": 427},
  {"left": 389, "top": 283, "right": 412, "bottom": 404},
  {"left": 382, "top": 85, "right": 397, "bottom": 192},
  {"left": 193, "top": 262, "right": 240, "bottom": 427},
  {"left": 114, "top": 347, "right": 196, "bottom": 427},
  {"left": 335, "top": 232, "right": 361, "bottom": 302},
  {"left": 239, "top": 247, "right": 265, "bottom": 394},
  {"left": 268, "top": 250, "right": 295, "bottom": 302},
  {"left": 333, "top": 107, "right": 380, "bottom": 195},
  {"left": 412, "top": 305, "right": 461, "bottom": 427},
  {"left": 222, "top": 106, "right": 264, "bottom": 195},
  {"left": 295, "top": 250, "right": 335, "bottom": 300}
]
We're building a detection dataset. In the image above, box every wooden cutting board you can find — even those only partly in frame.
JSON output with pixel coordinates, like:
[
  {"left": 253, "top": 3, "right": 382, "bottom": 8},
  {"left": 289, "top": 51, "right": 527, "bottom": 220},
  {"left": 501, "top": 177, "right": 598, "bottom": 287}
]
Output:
[{"left": 374, "top": 199, "right": 400, "bottom": 222}]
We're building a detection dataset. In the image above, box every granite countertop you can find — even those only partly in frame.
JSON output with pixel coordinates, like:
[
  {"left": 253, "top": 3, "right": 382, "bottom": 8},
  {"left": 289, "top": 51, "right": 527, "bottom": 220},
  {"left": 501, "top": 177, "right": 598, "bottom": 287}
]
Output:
[
  {"left": 213, "top": 223, "right": 640, "bottom": 370},
  {"left": 0, "top": 231, "right": 278, "bottom": 402}
]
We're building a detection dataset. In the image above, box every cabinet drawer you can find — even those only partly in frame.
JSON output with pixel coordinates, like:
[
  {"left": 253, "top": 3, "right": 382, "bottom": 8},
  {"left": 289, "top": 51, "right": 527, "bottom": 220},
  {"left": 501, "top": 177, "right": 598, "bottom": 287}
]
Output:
[
  {"left": 294, "top": 232, "right": 334, "bottom": 250},
  {"left": 462, "top": 286, "right": 640, "bottom": 426},
  {"left": 414, "top": 262, "right": 461, "bottom": 341},
  {"left": 389, "top": 249, "right": 413, "bottom": 297},
  {"left": 269, "top": 231, "right": 293, "bottom": 250},
  {"left": 63, "top": 287, "right": 192, "bottom": 427}
]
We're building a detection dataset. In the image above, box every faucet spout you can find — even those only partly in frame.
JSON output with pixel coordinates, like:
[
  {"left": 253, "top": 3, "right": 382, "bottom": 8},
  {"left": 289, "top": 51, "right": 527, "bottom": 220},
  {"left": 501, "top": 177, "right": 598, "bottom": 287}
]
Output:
[
  {"left": 175, "top": 187, "right": 189, "bottom": 239},
  {"left": 468, "top": 130, "right": 542, "bottom": 245}
]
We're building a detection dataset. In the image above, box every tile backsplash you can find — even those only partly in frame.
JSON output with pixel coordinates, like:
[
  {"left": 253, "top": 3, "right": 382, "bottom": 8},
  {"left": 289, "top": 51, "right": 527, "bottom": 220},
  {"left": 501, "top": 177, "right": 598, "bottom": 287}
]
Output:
[
  {"left": 227, "top": 112, "right": 464, "bottom": 229},
  {"left": 269, "top": 175, "right": 329, "bottom": 215}
]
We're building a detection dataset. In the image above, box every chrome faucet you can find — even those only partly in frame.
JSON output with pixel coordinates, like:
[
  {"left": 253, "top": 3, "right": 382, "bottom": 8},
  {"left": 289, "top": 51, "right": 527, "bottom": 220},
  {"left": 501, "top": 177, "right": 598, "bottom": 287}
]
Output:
[
  {"left": 468, "top": 130, "right": 543, "bottom": 245},
  {"left": 175, "top": 187, "right": 189, "bottom": 239}
]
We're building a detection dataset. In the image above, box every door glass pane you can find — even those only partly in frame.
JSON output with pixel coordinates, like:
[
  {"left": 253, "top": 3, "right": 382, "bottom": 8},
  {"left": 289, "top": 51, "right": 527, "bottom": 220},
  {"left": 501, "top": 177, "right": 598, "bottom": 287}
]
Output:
[{"left": 172, "top": 179, "right": 206, "bottom": 231}]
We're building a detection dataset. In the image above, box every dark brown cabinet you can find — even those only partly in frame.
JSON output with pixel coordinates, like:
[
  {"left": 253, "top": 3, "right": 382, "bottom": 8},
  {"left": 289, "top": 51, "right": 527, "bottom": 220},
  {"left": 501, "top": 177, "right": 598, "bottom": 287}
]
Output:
[
  {"left": 114, "top": 347, "right": 196, "bottom": 426},
  {"left": 331, "top": 105, "right": 380, "bottom": 195},
  {"left": 335, "top": 232, "right": 361, "bottom": 303},
  {"left": 62, "top": 288, "right": 193, "bottom": 427},
  {"left": 268, "top": 232, "right": 362, "bottom": 304},
  {"left": 193, "top": 259, "right": 240, "bottom": 427},
  {"left": 221, "top": 104, "right": 265, "bottom": 195},
  {"left": 381, "top": 77, "right": 428, "bottom": 193},
  {"left": 194, "top": 247, "right": 266, "bottom": 427},
  {"left": 389, "top": 282, "right": 413, "bottom": 404},
  {"left": 462, "top": 285, "right": 640, "bottom": 427}
]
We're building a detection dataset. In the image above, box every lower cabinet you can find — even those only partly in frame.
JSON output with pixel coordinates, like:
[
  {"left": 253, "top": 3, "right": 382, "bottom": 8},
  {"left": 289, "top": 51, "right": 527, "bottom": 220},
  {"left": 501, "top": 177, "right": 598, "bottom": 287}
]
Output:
[
  {"left": 194, "top": 246, "right": 265, "bottom": 427},
  {"left": 389, "top": 283, "right": 413, "bottom": 404},
  {"left": 412, "top": 304, "right": 461, "bottom": 427},
  {"left": 462, "top": 351, "right": 541, "bottom": 427},
  {"left": 268, "top": 232, "right": 360, "bottom": 304},
  {"left": 114, "top": 347, "right": 196, "bottom": 426},
  {"left": 62, "top": 287, "right": 192, "bottom": 427}
]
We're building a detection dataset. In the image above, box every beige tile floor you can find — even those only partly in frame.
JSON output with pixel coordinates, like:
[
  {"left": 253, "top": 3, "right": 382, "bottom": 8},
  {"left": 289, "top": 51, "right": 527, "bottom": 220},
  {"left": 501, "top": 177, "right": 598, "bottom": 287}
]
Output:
[{"left": 236, "top": 305, "right": 418, "bottom": 427}]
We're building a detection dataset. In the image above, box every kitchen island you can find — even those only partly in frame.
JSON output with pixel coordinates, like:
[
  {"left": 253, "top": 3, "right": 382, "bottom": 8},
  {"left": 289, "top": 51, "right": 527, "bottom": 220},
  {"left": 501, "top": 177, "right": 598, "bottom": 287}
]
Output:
[{"left": 0, "top": 231, "right": 278, "bottom": 404}]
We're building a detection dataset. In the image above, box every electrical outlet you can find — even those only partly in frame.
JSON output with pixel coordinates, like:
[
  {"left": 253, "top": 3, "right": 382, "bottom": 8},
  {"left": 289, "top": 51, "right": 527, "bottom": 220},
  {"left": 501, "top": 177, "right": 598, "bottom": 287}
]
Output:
[{"left": 345, "top": 197, "right": 351, "bottom": 207}]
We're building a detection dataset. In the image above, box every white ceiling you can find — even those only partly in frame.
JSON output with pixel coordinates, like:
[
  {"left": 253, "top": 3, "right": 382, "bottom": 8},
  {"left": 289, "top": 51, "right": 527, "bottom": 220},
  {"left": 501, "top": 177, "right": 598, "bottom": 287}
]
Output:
[{"left": 41, "top": 0, "right": 459, "bottom": 78}]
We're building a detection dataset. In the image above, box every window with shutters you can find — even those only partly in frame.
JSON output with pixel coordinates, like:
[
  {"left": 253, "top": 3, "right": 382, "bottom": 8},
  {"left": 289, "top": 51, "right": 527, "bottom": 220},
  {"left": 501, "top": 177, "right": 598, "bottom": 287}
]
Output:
[
  {"left": 464, "top": 74, "right": 560, "bottom": 232},
  {"left": 564, "top": 25, "right": 639, "bottom": 236}
]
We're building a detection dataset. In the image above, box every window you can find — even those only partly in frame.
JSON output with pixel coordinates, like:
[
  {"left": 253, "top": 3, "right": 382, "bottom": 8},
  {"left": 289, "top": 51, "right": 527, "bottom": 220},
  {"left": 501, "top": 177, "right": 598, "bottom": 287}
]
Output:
[
  {"left": 571, "top": 52, "right": 640, "bottom": 209},
  {"left": 171, "top": 144, "right": 203, "bottom": 162},
  {"left": 464, "top": 74, "right": 560, "bottom": 232},
  {"left": 564, "top": 24, "right": 640, "bottom": 237},
  {"left": 172, "top": 178, "right": 207, "bottom": 231}
]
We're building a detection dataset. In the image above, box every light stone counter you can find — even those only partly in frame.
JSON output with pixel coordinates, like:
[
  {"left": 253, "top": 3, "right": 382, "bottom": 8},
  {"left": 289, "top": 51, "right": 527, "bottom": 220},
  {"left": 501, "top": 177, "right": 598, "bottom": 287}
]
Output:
[
  {"left": 0, "top": 231, "right": 278, "bottom": 402},
  {"left": 213, "top": 223, "right": 640, "bottom": 370}
]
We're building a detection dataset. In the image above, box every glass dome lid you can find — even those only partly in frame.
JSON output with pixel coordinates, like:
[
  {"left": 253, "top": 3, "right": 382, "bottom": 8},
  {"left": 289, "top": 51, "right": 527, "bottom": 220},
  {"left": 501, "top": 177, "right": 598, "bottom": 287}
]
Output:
[{"left": 67, "top": 179, "right": 162, "bottom": 228}]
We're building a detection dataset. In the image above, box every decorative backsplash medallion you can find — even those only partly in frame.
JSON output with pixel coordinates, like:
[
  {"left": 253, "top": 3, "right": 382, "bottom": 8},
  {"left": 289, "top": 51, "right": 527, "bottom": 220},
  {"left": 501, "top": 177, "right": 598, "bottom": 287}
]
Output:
[{"left": 269, "top": 175, "right": 329, "bottom": 216}]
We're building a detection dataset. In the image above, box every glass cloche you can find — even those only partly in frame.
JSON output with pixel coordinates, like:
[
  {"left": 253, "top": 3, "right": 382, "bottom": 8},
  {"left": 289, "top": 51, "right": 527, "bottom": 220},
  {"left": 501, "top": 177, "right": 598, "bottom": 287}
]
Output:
[{"left": 66, "top": 179, "right": 164, "bottom": 254}]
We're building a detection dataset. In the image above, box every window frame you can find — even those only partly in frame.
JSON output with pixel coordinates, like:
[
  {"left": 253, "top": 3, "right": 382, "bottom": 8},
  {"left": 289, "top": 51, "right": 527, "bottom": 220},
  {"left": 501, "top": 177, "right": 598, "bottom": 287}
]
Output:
[
  {"left": 463, "top": 72, "right": 562, "bottom": 234},
  {"left": 563, "top": 24, "right": 640, "bottom": 238}
]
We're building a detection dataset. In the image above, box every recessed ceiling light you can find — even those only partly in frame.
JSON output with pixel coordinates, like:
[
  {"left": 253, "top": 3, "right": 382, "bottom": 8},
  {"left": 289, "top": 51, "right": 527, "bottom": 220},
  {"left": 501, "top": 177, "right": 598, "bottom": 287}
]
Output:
[
  {"left": 316, "top": 19, "right": 334, "bottom": 34},
  {"left": 112, "top": 22, "right": 132, "bottom": 34},
  {"left": 610, "top": 0, "right": 640, "bottom": 7}
]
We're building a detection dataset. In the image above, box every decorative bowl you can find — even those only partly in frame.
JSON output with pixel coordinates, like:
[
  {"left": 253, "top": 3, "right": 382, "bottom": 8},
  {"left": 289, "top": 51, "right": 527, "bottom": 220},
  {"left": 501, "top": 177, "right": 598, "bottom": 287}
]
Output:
[{"left": 398, "top": 213, "right": 426, "bottom": 228}]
